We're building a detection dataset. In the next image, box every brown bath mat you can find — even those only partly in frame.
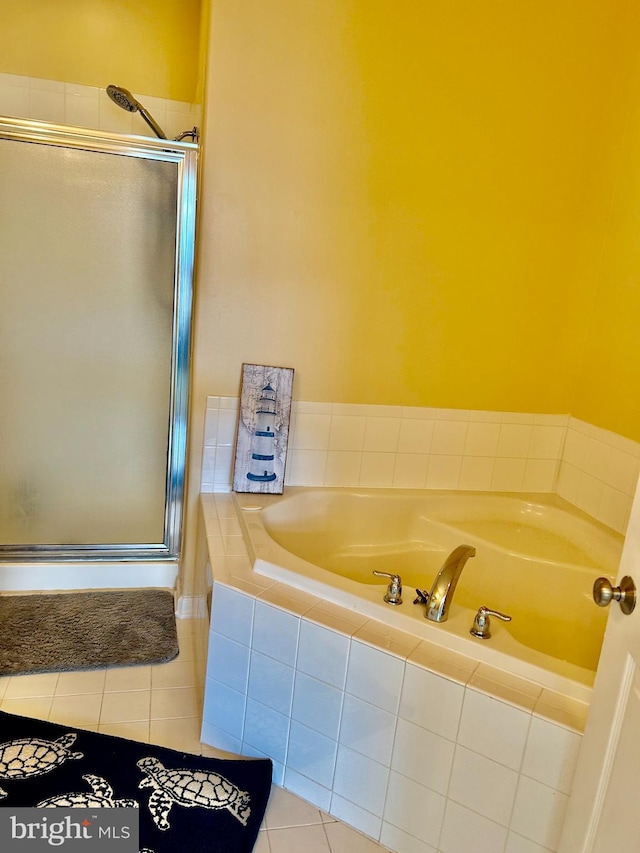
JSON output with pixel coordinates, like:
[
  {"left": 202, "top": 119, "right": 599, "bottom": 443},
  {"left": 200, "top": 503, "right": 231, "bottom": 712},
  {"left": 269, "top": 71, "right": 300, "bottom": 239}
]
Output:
[{"left": 0, "top": 589, "right": 179, "bottom": 676}]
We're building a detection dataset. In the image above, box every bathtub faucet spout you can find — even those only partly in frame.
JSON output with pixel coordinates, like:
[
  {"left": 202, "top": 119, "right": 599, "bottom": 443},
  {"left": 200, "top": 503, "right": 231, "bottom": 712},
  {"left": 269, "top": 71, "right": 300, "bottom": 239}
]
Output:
[{"left": 425, "top": 545, "right": 476, "bottom": 623}]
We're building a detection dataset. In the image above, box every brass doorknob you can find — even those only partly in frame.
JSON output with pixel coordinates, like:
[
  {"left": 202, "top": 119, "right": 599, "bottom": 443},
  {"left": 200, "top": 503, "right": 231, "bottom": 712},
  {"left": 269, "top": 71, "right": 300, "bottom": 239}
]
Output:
[{"left": 593, "top": 576, "right": 636, "bottom": 615}]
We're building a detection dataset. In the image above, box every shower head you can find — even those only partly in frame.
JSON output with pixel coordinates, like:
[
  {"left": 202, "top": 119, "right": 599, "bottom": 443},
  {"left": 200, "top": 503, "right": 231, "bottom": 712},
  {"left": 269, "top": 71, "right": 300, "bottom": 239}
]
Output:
[
  {"left": 106, "top": 84, "right": 167, "bottom": 139},
  {"left": 106, "top": 84, "right": 138, "bottom": 112}
]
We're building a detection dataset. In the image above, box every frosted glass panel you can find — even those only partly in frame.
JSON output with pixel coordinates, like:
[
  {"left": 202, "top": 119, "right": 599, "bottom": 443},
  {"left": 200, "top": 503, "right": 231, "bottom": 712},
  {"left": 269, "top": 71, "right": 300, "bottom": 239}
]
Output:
[{"left": 0, "top": 137, "right": 179, "bottom": 547}]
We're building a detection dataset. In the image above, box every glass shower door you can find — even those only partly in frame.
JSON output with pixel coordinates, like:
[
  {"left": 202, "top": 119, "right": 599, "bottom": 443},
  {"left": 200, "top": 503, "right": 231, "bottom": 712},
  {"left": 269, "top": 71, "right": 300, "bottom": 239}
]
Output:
[{"left": 0, "top": 118, "right": 196, "bottom": 561}]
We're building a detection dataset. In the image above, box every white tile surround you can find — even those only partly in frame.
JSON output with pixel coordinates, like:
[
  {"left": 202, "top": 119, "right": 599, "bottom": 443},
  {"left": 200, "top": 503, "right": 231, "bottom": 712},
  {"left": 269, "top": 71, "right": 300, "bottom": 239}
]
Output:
[
  {"left": 202, "top": 396, "right": 640, "bottom": 535},
  {"left": 0, "top": 72, "right": 200, "bottom": 140},
  {"left": 200, "top": 493, "right": 588, "bottom": 853},
  {"left": 200, "top": 398, "right": 640, "bottom": 851}
]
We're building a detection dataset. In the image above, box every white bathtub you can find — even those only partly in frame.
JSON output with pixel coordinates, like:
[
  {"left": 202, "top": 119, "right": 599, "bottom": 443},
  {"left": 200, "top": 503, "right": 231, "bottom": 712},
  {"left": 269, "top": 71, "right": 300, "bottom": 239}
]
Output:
[{"left": 235, "top": 487, "right": 624, "bottom": 699}]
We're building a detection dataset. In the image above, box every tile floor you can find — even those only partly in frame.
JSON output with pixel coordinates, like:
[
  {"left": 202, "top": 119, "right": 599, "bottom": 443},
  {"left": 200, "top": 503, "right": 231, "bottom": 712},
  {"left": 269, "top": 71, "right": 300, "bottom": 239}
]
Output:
[{"left": 0, "top": 617, "right": 390, "bottom": 853}]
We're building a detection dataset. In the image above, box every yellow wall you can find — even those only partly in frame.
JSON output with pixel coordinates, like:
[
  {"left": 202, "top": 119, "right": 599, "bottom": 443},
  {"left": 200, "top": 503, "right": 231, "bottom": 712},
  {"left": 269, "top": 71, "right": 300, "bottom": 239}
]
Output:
[
  {"left": 1, "top": 0, "right": 202, "bottom": 102},
  {"left": 570, "top": 30, "right": 640, "bottom": 439},
  {"left": 193, "top": 0, "right": 640, "bottom": 442}
]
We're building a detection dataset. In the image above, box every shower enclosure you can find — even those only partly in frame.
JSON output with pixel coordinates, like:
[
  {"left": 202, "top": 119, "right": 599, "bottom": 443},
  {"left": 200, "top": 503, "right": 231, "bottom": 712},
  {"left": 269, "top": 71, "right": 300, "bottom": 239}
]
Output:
[{"left": 0, "top": 117, "right": 196, "bottom": 571}]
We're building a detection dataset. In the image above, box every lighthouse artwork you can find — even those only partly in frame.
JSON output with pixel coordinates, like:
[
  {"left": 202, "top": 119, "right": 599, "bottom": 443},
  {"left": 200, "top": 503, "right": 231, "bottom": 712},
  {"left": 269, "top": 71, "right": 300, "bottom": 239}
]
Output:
[
  {"left": 247, "top": 383, "right": 278, "bottom": 482},
  {"left": 232, "top": 364, "right": 294, "bottom": 494}
]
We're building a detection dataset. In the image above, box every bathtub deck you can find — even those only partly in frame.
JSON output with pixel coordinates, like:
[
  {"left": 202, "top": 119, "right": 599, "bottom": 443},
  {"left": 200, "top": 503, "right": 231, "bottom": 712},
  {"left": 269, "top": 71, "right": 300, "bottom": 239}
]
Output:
[{"left": 200, "top": 492, "right": 590, "bottom": 853}]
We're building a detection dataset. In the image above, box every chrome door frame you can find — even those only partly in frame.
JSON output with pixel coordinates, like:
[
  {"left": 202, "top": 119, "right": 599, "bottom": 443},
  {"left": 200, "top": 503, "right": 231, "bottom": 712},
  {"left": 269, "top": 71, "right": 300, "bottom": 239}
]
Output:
[{"left": 0, "top": 117, "right": 197, "bottom": 562}]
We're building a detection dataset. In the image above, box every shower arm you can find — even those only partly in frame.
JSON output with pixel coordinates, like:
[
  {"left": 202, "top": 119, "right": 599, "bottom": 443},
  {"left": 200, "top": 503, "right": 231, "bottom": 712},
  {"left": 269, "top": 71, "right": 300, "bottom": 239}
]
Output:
[
  {"left": 106, "top": 84, "right": 199, "bottom": 143},
  {"left": 174, "top": 127, "right": 200, "bottom": 143},
  {"left": 136, "top": 107, "right": 167, "bottom": 140}
]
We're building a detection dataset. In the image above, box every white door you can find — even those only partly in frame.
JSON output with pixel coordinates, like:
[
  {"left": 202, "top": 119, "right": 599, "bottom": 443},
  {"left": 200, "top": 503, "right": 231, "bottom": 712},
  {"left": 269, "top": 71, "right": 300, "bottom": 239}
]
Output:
[{"left": 559, "top": 477, "right": 640, "bottom": 852}]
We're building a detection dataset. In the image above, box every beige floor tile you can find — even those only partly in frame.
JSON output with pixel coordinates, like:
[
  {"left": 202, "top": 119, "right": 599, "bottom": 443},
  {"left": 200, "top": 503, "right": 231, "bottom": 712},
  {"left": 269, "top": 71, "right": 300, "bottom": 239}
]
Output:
[
  {"left": 98, "top": 720, "right": 151, "bottom": 743},
  {"left": 3, "top": 672, "right": 59, "bottom": 699},
  {"left": 1, "top": 696, "right": 53, "bottom": 719},
  {"left": 268, "top": 824, "right": 330, "bottom": 853},
  {"left": 0, "top": 676, "right": 10, "bottom": 701},
  {"left": 104, "top": 666, "right": 152, "bottom": 693},
  {"left": 265, "top": 785, "right": 325, "bottom": 829},
  {"left": 253, "top": 830, "right": 271, "bottom": 853},
  {"left": 100, "top": 689, "right": 151, "bottom": 724},
  {"left": 176, "top": 620, "right": 209, "bottom": 658},
  {"left": 176, "top": 634, "right": 197, "bottom": 663},
  {"left": 55, "top": 669, "right": 107, "bottom": 695},
  {"left": 149, "top": 716, "right": 204, "bottom": 753},
  {"left": 150, "top": 686, "right": 200, "bottom": 720},
  {"left": 48, "top": 693, "right": 103, "bottom": 728},
  {"left": 324, "top": 821, "right": 391, "bottom": 852},
  {"left": 150, "top": 659, "right": 198, "bottom": 690}
]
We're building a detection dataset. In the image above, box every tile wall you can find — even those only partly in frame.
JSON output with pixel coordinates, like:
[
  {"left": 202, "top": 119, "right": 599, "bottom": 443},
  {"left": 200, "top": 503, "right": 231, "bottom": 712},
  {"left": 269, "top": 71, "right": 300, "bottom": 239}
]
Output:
[
  {"left": 555, "top": 417, "right": 640, "bottom": 534},
  {"left": 201, "top": 494, "right": 587, "bottom": 853},
  {"left": 202, "top": 396, "right": 640, "bottom": 535},
  {"left": 199, "top": 403, "right": 640, "bottom": 849},
  {"left": 0, "top": 72, "right": 200, "bottom": 140}
]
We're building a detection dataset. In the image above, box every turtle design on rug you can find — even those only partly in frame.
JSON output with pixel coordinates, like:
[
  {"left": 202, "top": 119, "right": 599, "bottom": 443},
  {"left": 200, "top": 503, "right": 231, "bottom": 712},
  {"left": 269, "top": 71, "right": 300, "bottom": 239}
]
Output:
[
  {"left": 0, "top": 732, "right": 83, "bottom": 797},
  {"left": 0, "top": 709, "right": 272, "bottom": 853},
  {"left": 37, "top": 773, "right": 139, "bottom": 809},
  {"left": 137, "top": 757, "right": 252, "bottom": 830}
]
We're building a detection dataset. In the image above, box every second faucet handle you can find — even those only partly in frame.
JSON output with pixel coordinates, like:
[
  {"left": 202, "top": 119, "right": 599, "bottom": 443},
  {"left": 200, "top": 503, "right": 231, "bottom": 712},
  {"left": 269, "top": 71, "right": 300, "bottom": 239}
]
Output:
[
  {"left": 372, "top": 571, "right": 403, "bottom": 605},
  {"left": 470, "top": 606, "right": 512, "bottom": 639}
]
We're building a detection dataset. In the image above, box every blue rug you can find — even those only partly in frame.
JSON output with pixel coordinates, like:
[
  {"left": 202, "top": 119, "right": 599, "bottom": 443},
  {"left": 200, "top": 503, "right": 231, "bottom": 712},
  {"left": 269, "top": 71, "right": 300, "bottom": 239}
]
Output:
[{"left": 0, "top": 711, "right": 272, "bottom": 852}]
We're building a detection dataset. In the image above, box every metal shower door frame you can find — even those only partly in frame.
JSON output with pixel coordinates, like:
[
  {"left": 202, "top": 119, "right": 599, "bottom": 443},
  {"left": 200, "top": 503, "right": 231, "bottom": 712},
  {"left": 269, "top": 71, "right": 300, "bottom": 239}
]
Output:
[{"left": 0, "top": 117, "right": 197, "bottom": 562}]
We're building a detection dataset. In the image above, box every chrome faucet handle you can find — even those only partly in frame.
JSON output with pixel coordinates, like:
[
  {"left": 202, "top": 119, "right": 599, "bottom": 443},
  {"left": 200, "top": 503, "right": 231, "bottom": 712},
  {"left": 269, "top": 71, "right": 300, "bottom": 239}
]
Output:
[
  {"left": 372, "top": 571, "right": 403, "bottom": 605},
  {"left": 470, "top": 606, "right": 512, "bottom": 640}
]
